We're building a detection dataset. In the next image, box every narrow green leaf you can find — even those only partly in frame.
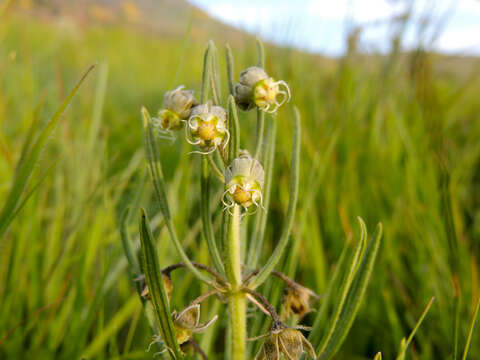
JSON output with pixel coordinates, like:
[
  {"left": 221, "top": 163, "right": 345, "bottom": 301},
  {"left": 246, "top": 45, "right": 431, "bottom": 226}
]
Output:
[
  {"left": 248, "top": 107, "right": 301, "bottom": 289},
  {"left": 1, "top": 158, "right": 58, "bottom": 233},
  {"left": 139, "top": 209, "right": 183, "bottom": 360},
  {"left": 209, "top": 41, "right": 222, "bottom": 106},
  {"left": 14, "top": 97, "right": 45, "bottom": 175},
  {"left": 309, "top": 220, "right": 366, "bottom": 347},
  {"left": 247, "top": 117, "right": 277, "bottom": 269},
  {"left": 141, "top": 107, "right": 213, "bottom": 285},
  {"left": 461, "top": 297, "right": 479, "bottom": 360},
  {"left": 226, "top": 44, "right": 235, "bottom": 96},
  {"left": 201, "top": 156, "right": 225, "bottom": 274},
  {"left": 396, "top": 297, "right": 435, "bottom": 360},
  {"left": 315, "top": 218, "right": 368, "bottom": 353},
  {"left": 454, "top": 292, "right": 461, "bottom": 360},
  {"left": 119, "top": 208, "right": 140, "bottom": 277},
  {"left": 256, "top": 38, "right": 265, "bottom": 68},
  {"left": 373, "top": 352, "right": 383, "bottom": 360},
  {"left": 254, "top": 109, "right": 265, "bottom": 160},
  {"left": 82, "top": 296, "right": 140, "bottom": 359},
  {"left": 0, "top": 64, "right": 95, "bottom": 239},
  {"left": 227, "top": 95, "right": 240, "bottom": 163},
  {"left": 201, "top": 42, "right": 212, "bottom": 104},
  {"left": 317, "top": 223, "right": 383, "bottom": 360}
]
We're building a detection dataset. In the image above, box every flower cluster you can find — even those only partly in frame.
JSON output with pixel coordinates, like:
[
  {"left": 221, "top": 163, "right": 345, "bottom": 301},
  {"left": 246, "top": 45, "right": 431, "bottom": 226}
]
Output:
[{"left": 132, "top": 41, "right": 326, "bottom": 360}]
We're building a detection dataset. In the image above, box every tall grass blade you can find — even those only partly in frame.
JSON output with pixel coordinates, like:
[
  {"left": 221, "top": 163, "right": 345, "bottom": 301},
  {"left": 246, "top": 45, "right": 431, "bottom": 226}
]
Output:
[
  {"left": 139, "top": 209, "right": 183, "bottom": 360},
  {"left": 461, "top": 297, "right": 480, "bottom": 360},
  {"left": 0, "top": 64, "right": 95, "bottom": 239},
  {"left": 82, "top": 296, "right": 140, "bottom": 359},
  {"left": 396, "top": 297, "right": 435, "bottom": 360}
]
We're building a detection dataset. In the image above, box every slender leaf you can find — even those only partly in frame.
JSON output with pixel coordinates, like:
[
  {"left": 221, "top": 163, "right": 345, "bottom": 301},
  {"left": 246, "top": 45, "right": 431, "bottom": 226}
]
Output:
[
  {"left": 254, "top": 109, "right": 265, "bottom": 160},
  {"left": 141, "top": 107, "right": 213, "bottom": 285},
  {"left": 227, "top": 95, "right": 240, "bottom": 163},
  {"left": 247, "top": 117, "right": 277, "bottom": 269},
  {"left": 256, "top": 38, "right": 265, "bottom": 68},
  {"left": 248, "top": 107, "right": 301, "bottom": 289},
  {"left": 226, "top": 44, "right": 235, "bottom": 96},
  {"left": 201, "top": 156, "right": 225, "bottom": 274},
  {"left": 120, "top": 208, "right": 140, "bottom": 277},
  {"left": 461, "top": 297, "right": 480, "bottom": 360},
  {"left": 317, "top": 222, "right": 383, "bottom": 360},
  {"left": 0, "top": 64, "right": 95, "bottom": 238},
  {"left": 309, "top": 232, "right": 362, "bottom": 346},
  {"left": 396, "top": 297, "right": 435, "bottom": 360},
  {"left": 82, "top": 296, "right": 140, "bottom": 359},
  {"left": 314, "top": 218, "right": 368, "bottom": 353},
  {"left": 200, "top": 42, "right": 212, "bottom": 104},
  {"left": 139, "top": 209, "right": 183, "bottom": 360},
  {"left": 209, "top": 41, "right": 222, "bottom": 106}
]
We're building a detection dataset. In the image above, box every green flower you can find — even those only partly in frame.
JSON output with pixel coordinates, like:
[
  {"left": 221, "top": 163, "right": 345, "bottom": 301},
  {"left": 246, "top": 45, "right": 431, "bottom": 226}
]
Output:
[
  {"left": 234, "top": 66, "right": 290, "bottom": 113},
  {"left": 223, "top": 154, "right": 264, "bottom": 211},
  {"left": 156, "top": 85, "right": 197, "bottom": 132},
  {"left": 185, "top": 102, "right": 229, "bottom": 154}
]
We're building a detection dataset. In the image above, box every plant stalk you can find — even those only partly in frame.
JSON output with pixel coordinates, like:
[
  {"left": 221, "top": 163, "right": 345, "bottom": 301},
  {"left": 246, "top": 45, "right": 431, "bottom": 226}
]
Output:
[{"left": 226, "top": 205, "right": 246, "bottom": 360}]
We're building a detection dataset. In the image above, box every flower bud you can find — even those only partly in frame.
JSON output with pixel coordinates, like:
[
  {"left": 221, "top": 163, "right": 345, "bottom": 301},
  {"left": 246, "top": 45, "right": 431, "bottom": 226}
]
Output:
[
  {"left": 234, "top": 66, "right": 291, "bottom": 113},
  {"left": 223, "top": 154, "right": 264, "bottom": 211},
  {"left": 172, "top": 304, "right": 218, "bottom": 344},
  {"left": 156, "top": 86, "right": 197, "bottom": 132},
  {"left": 256, "top": 327, "right": 316, "bottom": 360},
  {"left": 185, "top": 102, "right": 229, "bottom": 154},
  {"left": 282, "top": 284, "right": 317, "bottom": 320}
]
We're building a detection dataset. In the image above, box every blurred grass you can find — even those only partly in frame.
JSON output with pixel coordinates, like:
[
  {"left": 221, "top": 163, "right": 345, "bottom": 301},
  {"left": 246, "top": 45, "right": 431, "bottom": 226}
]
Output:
[{"left": 1, "top": 10, "right": 480, "bottom": 360}]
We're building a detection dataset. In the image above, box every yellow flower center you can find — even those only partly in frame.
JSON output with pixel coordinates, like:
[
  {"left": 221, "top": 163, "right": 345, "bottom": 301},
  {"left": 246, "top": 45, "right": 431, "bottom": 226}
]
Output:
[
  {"left": 254, "top": 78, "right": 278, "bottom": 107},
  {"left": 198, "top": 121, "right": 216, "bottom": 141},
  {"left": 233, "top": 187, "right": 252, "bottom": 205}
]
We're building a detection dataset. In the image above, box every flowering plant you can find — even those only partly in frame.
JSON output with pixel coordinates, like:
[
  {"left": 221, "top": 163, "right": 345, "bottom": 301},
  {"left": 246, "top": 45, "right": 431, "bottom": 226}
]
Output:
[{"left": 120, "top": 40, "right": 382, "bottom": 360}]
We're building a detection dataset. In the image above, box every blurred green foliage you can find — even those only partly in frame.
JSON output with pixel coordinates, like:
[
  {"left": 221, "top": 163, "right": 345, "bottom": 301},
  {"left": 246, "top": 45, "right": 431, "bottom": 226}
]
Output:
[{"left": 0, "top": 12, "right": 480, "bottom": 359}]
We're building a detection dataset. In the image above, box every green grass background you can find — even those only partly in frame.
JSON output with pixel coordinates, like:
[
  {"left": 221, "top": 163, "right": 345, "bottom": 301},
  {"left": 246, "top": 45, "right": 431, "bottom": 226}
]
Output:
[{"left": 1, "top": 9, "right": 480, "bottom": 360}]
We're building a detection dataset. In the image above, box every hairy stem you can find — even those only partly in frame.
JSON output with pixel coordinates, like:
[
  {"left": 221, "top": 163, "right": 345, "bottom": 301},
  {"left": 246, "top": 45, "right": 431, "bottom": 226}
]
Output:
[{"left": 226, "top": 205, "right": 246, "bottom": 360}]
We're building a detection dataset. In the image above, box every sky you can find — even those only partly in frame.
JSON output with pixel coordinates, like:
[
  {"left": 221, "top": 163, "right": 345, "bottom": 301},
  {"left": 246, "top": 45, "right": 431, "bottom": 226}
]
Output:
[{"left": 188, "top": 0, "right": 480, "bottom": 56}]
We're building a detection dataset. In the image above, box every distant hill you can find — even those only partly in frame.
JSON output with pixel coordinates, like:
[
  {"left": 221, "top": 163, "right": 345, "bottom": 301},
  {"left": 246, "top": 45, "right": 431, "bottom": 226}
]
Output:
[
  {"left": 11, "top": 0, "right": 479, "bottom": 78},
  {"left": 14, "top": 0, "right": 253, "bottom": 45}
]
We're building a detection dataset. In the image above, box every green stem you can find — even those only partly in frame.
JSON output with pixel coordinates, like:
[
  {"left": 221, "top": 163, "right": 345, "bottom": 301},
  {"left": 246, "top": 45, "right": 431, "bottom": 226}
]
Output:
[{"left": 226, "top": 205, "right": 246, "bottom": 360}]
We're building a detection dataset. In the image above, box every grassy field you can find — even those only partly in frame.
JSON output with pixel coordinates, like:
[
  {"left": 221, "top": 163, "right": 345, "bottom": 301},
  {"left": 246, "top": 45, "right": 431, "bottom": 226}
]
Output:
[{"left": 1, "top": 7, "right": 480, "bottom": 360}]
